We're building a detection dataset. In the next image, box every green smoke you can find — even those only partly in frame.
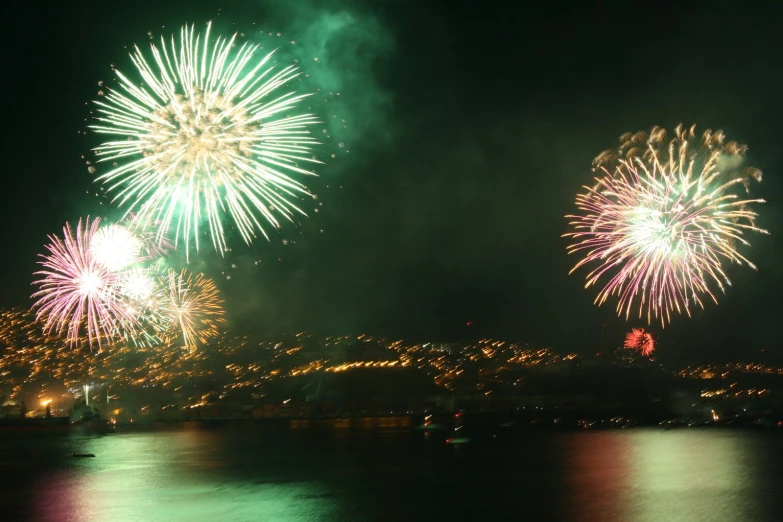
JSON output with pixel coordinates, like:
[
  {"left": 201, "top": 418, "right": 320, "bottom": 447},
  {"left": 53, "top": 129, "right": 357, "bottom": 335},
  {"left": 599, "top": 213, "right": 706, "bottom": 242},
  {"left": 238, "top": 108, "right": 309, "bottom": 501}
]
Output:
[{"left": 258, "top": 0, "right": 395, "bottom": 160}]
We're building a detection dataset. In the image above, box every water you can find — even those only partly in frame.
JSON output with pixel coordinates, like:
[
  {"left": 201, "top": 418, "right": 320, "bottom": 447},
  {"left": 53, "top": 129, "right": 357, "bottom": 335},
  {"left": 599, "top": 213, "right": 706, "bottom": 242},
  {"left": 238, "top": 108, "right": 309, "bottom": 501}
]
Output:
[{"left": 1, "top": 421, "right": 781, "bottom": 521}]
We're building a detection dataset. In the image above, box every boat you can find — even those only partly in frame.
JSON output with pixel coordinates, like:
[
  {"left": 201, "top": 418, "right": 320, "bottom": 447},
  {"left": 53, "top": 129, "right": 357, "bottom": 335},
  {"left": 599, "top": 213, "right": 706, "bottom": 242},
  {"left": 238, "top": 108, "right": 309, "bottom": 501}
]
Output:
[{"left": 69, "top": 403, "right": 113, "bottom": 434}]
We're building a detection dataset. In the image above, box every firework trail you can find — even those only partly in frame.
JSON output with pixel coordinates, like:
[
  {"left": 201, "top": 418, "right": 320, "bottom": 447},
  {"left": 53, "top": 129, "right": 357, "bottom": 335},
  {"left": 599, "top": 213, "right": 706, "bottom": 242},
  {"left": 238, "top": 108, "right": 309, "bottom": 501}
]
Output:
[
  {"left": 120, "top": 213, "right": 174, "bottom": 261},
  {"left": 624, "top": 328, "right": 655, "bottom": 356},
  {"left": 565, "top": 124, "right": 768, "bottom": 326},
  {"left": 32, "top": 217, "right": 134, "bottom": 348},
  {"left": 160, "top": 270, "right": 225, "bottom": 349},
  {"left": 91, "top": 22, "right": 322, "bottom": 259}
]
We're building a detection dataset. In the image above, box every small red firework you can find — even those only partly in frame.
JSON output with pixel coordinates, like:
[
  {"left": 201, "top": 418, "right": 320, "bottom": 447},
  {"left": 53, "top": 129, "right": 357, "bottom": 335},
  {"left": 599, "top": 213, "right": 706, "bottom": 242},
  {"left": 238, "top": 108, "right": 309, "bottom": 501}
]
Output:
[{"left": 624, "top": 328, "right": 655, "bottom": 356}]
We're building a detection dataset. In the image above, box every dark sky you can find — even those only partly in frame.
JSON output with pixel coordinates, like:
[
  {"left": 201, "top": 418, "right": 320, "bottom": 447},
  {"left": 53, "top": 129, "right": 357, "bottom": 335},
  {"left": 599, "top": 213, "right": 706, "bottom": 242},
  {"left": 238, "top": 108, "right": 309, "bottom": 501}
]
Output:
[{"left": 3, "top": 1, "right": 783, "bottom": 360}]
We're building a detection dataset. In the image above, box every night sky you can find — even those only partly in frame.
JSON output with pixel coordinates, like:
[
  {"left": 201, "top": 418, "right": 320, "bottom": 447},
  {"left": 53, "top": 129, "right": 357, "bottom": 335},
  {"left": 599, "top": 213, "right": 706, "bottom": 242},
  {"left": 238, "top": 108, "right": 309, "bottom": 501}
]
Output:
[{"left": 3, "top": 1, "right": 783, "bottom": 360}]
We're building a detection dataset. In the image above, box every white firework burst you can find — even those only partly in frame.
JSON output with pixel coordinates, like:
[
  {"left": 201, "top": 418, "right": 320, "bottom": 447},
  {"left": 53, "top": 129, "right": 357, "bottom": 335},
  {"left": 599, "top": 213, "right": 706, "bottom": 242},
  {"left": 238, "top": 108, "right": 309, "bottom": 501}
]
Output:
[
  {"left": 91, "top": 22, "right": 322, "bottom": 258},
  {"left": 91, "top": 224, "right": 143, "bottom": 271}
]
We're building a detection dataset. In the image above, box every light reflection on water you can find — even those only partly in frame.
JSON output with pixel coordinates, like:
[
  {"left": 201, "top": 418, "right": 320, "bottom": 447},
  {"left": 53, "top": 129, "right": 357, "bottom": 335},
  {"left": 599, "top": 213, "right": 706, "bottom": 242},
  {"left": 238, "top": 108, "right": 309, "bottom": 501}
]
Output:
[
  {"left": 561, "top": 429, "right": 781, "bottom": 522},
  {"left": 31, "top": 429, "right": 343, "bottom": 522},
  {"left": 2, "top": 424, "right": 780, "bottom": 521}
]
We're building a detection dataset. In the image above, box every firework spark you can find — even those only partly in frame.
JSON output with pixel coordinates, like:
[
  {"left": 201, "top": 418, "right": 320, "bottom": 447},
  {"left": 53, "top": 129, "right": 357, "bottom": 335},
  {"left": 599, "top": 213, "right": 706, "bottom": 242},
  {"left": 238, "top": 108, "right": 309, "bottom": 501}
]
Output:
[
  {"left": 91, "top": 22, "right": 322, "bottom": 258},
  {"left": 32, "top": 217, "right": 133, "bottom": 348},
  {"left": 160, "top": 270, "right": 225, "bottom": 348},
  {"left": 565, "top": 124, "right": 768, "bottom": 326},
  {"left": 624, "top": 328, "right": 655, "bottom": 356},
  {"left": 122, "top": 213, "right": 175, "bottom": 262}
]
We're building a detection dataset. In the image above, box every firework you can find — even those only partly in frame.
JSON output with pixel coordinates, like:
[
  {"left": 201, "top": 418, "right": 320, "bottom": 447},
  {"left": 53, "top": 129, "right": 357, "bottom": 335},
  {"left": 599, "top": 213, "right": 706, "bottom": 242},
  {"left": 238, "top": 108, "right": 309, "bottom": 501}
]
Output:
[
  {"left": 91, "top": 224, "right": 143, "bottom": 271},
  {"left": 91, "top": 22, "right": 322, "bottom": 258},
  {"left": 160, "top": 270, "right": 225, "bottom": 348},
  {"left": 32, "top": 216, "right": 175, "bottom": 349},
  {"left": 118, "top": 268, "right": 157, "bottom": 301},
  {"left": 624, "top": 328, "right": 655, "bottom": 356},
  {"left": 32, "top": 217, "right": 133, "bottom": 348},
  {"left": 131, "top": 216, "right": 174, "bottom": 260},
  {"left": 565, "top": 124, "right": 768, "bottom": 326},
  {"left": 114, "top": 272, "right": 164, "bottom": 348}
]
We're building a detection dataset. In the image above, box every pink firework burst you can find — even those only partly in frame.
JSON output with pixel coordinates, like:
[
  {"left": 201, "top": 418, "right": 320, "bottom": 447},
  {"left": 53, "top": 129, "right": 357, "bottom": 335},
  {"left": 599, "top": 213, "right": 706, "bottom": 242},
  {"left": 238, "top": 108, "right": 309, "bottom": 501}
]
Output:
[
  {"left": 31, "top": 217, "right": 134, "bottom": 348},
  {"left": 565, "top": 124, "right": 767, "bottom": 327},
  {"left": 624, "top": 328, "right": 655, "bottom": 356}
]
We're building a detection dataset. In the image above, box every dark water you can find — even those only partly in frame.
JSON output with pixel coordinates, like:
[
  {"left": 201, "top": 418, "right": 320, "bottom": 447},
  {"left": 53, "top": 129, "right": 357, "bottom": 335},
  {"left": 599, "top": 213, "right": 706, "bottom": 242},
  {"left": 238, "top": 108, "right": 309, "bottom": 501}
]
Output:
[{"left": 1, "top": 420, "right": 781, "bottom": 521}]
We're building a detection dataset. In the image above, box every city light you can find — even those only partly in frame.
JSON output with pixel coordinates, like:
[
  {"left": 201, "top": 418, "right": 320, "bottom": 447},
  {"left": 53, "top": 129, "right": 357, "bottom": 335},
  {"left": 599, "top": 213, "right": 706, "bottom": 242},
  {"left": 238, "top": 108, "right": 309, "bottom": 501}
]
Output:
[{"left": 1, "top": 309, "right": 781, "bottom": 421}]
